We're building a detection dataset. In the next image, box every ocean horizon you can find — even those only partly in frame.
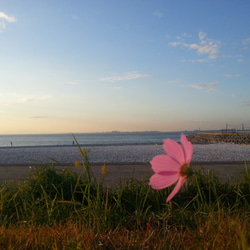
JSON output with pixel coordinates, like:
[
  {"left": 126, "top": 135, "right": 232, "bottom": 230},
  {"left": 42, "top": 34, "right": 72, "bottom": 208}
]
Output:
[{"left": 0, "top": 130, "right": 221, "bottom": 148}]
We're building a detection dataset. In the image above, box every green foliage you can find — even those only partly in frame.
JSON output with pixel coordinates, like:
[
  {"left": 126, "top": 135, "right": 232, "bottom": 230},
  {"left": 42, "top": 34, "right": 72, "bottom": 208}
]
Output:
[
  {"left": 1, "top": 163, "right": 250, "bottom": 228},
  {"left": 0, "top": 144, "right": 250, "bottom": 248}
]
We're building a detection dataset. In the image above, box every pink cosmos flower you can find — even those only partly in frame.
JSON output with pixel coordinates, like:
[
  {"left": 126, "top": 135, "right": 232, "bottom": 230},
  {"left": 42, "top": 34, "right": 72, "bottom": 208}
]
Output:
[{"left": 149, "top": 133, "right": 193, "bottom": 202}]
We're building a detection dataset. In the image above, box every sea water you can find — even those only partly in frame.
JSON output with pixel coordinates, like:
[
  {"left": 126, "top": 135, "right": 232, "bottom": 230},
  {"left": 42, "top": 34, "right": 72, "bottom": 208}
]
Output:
[{"left": 0, "top": 130, "right": 219, "bottom": 148}]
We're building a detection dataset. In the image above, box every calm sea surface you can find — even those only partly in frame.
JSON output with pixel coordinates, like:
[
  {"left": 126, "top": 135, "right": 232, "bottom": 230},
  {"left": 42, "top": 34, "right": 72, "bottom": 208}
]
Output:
[{"left": 0, "top": 131, "right": 219, "bottom": 148}]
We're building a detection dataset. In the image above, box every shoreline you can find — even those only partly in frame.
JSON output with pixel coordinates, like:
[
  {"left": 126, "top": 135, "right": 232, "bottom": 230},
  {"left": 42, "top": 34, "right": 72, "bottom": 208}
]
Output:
[{"left": 0, "top": 143, "right": 250, "bottom": 164}]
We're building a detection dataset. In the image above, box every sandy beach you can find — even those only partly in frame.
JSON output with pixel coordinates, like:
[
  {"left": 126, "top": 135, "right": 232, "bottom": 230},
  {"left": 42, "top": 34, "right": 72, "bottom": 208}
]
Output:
[{"left": 0, "top": 143, "right": 250, "bottom": 164}]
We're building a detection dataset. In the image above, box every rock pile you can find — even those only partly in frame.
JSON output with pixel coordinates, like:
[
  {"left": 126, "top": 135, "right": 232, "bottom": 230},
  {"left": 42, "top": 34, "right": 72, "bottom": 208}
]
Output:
[{"left": 187, "top": 133, "right": 250, "bottom": 145}]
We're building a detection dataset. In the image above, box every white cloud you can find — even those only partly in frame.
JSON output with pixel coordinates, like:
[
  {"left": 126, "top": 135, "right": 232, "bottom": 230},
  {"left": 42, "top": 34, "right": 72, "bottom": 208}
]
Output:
[
  {"left": 231, "top": 94, "right": 240, "bottom": 98},
  {"left": 190, "top": 81, "right": 219, "bottom": 92},
  {"left": 0, "top": 12, "right": 17, "bottom": 31},
  {"left": 221, "top": 55, "right": 244, "bottom": 62},
  {"left": 190, "top": 84, "right": 206, "bottom": 90},
  {"left": 224, "top": 74, "right": 240, "bottom": 78},
  {"left": 243, "top": 38, "right": 250, "bottom": 45},
  {"left": 198, "top": 31, "right": 206, "bottom": 40},
  {"left": 19, "top": 95, "right": 52, "bottom": 103},
  {"left": 207, "top": 81, "right": 219, "bottom": 87},
  {"left": 0, "top": 12, "right": 17, "bottom": 22},
  {"left": 100, "top": 72, "right": 150, "bottom": 83},
  {"left": 169, "top": 31, "right": 220, "bottom": 60},
  {"left": 153, "top": 12, "right": 163, "bottom": 18},
  {"left": 20, "top": 98, "right": 35, "bottom": 103},
  {"left": 181, "top": 58, "right": 207, "bottom": 63},
  {"left": 244, "top": 101, "right": 250, "bottom": 106},
  {"left": 183, "top": 41, "right": 219, "bottom": 59},
  {"left": 28, "top": 116, "right": 49, "bottom": 119},
  {"left": 176, "top": 33, "right": 192, "bottom": 41},
  {"left": 182, "top": 33, "right": 192, "bottom": 38},
  {"left": 169, "top": 42, "right": 181, "bottom": 47}
]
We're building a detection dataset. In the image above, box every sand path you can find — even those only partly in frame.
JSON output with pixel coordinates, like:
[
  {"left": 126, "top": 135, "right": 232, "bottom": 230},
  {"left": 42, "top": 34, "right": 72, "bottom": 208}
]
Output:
[{"left": 0, "top": 161, "right": 249, "bottom": 187}]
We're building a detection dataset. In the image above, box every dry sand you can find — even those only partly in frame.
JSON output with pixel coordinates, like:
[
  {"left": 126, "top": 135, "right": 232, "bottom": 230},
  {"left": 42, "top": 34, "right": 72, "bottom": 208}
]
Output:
[{"left": 0, "top": 161, "right": 249, "bottom": 187}]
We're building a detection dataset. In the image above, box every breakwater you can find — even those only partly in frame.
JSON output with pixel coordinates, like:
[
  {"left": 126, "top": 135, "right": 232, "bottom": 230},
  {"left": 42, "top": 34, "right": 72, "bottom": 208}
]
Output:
[{"left": 187, "top": 133, "right": 250, "bottom": 144}]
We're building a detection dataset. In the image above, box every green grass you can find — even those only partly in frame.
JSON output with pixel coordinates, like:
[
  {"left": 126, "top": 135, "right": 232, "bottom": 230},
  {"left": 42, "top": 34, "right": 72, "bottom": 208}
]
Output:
[{"left": 0, "top": 146, "right": 250, "bottom": 249}]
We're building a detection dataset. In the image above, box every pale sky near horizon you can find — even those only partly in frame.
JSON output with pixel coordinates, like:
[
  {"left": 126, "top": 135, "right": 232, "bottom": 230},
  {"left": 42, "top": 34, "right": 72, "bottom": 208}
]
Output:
[{"left": 0, "top": 1, "right": 250, "bottom": 134}]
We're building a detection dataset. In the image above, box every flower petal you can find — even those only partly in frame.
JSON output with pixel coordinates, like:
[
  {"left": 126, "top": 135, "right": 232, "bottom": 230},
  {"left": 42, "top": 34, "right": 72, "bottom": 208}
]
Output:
[
  {"left": 181, "top": 133, "right": 193, "bottom": 163},
  {"left": 163, "top": 139, "right": 185, "bottom": 165},
  {"left": 150, "top": 155, "right": 180, "bottom": 174},
  {"left": 149, "top": 173, "right": 179, "bottom": 190},
  {"left": 166, "top": 177, "right": 187, "bottom": 202}
]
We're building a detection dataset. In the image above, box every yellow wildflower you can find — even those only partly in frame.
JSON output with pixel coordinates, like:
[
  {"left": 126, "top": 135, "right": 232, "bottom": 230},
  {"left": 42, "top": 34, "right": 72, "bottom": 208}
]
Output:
[
  {"left": 78, "top": 147, "right": 91, "bottom": 155},
  {"left": 101, "top": 164, "right": 107, "bottom": 175},
  {"left": 75, "top": 159, "right": 81, "bottom": 167}
]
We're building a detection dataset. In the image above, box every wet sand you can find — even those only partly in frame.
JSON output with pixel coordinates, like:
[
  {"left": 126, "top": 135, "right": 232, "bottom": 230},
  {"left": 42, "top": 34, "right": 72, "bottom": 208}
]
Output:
[{"left": 0, "top": 161, "right": 249, "bottom": 187}]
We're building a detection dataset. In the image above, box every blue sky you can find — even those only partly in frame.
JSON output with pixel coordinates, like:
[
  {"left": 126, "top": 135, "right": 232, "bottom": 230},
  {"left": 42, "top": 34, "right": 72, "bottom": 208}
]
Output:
[{"left": 0, "top": 0, "right": 250, "bottom": 134}]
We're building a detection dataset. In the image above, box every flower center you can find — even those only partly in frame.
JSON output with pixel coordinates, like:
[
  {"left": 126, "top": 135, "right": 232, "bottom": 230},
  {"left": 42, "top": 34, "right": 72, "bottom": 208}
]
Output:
[{"left": 180, "top": 164, "right": 193, "bottom": 177}]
